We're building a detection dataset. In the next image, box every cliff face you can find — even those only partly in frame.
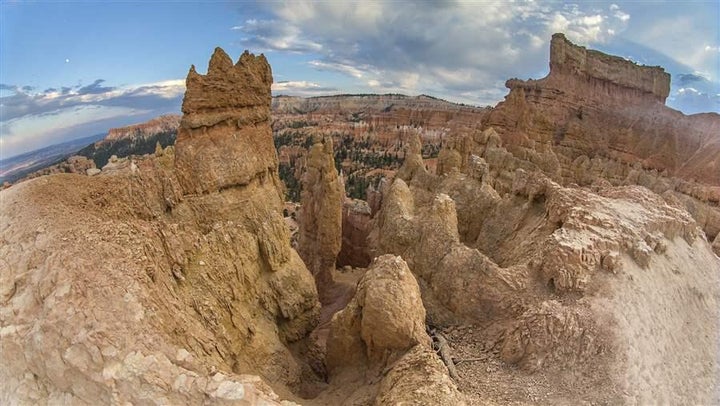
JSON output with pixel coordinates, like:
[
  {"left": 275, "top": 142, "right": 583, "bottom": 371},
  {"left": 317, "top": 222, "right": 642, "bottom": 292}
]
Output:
[
  {"left": 104, "top": 115, "right": 182, "bottom": 142},
  {"left": 484, "top": 34, "right": 720, "bottom": 248},
  {"left": 272, "top": 94, "right": 483, "bottom": 115},
  {"left": 549, "top": 33, "right": 670, "bottom": 103},
  {"left": 0, "top": 49, "right": 320, "bottom": 404}
]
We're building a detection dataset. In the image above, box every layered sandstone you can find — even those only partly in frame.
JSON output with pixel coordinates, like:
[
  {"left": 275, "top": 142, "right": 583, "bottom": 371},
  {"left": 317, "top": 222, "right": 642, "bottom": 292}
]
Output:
[
  {"left": 175, "top": 49, "right": 277, "bottom": 195},
  {"left": 0, "top": 49, "right": 320, "bottom": 404},
  {"left": 549, "top": 33, "right": 670, "bottom": 103}
]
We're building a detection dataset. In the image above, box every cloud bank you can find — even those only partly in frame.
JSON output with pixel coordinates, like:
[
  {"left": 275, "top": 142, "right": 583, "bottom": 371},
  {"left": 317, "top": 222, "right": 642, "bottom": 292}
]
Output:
[
  {"left": 0, "top": 80, "right": 184, "bottom": 158},
  {"left": 237, "top": 1, "right": 718, "bottom": 113},
  {"left": 237, "top": 1, "right": 632, "bottom": 105}
]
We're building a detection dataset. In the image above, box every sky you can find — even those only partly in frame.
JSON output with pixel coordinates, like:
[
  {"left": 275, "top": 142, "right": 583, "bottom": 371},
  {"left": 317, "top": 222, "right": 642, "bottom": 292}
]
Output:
[{"left": 1, "top": 1, "right": 718, "bottom": 159}]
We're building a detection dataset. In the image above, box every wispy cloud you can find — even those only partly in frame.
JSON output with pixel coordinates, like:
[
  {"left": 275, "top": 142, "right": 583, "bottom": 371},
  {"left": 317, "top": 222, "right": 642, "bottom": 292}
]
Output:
[{"left": 272, "top": 80, "right": 337, "bottom": 97}]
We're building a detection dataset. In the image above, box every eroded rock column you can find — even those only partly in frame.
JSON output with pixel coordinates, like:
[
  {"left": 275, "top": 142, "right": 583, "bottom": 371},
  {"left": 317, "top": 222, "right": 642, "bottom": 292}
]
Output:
[{"left": 298, "top": 137, "right": 343, "bottom": 300}]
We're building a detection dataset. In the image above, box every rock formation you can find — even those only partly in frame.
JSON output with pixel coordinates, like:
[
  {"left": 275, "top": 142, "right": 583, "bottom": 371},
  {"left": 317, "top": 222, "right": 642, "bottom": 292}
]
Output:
[
  {"left": 175, "top": 49, "right": 277, "bottom": 195},
  {"left": 297, "top": 138, "right": 343, "bottom": 299},
  {"left": 483, "top": 33, "right": 720, "bottom": 252},
  {"left": 369, "top": 102, "right": 720, "bottom": 404},
  {"left": 0, "top": 48, "right": 320, "bottom": 404},
  {"left": 325, "top": 255, "right": 465, "bottom": 404},
  {"left": 3, "top": 33, "right": 719, "bottom": 405}
]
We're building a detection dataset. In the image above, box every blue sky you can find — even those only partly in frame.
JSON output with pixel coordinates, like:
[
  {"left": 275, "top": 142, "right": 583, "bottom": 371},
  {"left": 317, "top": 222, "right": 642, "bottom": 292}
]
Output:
[{"left": 1, "top": 1, "right": 718, "bottom": 159}]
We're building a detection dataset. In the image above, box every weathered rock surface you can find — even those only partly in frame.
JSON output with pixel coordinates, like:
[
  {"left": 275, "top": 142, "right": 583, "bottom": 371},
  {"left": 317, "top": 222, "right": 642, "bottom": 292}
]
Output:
[
  {"left": 326, "top": 255, "right": 428, "bottom": 372},
  {"left": 369, "top": 127, "right": 720, "bottom": 402},
  {"left": 374, "top": 344, "right": 466, "bottom": 406},
  {"left": 175, "top": 48, "right": 277, "bottom": 195},
  {"left": 297, "top": 138, "right": 343, "bottom": 298},
  {"left": 549, "top": 33, "right": 670, "bottom": 103},
  {"left": 324, "top": 255, "right": 463, "bottom": 404},
  {"left": 0, "top": 49, "right": 319, "bottom": 404}
]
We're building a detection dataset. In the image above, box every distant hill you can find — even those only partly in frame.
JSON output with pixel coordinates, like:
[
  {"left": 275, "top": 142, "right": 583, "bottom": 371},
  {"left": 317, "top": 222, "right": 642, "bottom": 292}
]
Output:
[
  {"left": 76, "top": 114, "right": 180, "bottom": 168},
  {"left": 0, "top": 133, "right": 106, "bottom": 184}
]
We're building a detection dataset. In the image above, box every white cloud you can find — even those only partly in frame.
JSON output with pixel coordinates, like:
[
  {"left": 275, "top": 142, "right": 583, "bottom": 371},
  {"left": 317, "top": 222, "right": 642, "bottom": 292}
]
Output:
[{"left": 308, "top": 61, "right": 366, "bottom": 78}]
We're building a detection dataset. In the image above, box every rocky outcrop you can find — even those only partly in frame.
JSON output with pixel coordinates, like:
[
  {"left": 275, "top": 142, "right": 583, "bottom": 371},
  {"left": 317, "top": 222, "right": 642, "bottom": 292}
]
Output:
[
  {"left": 369, "top": 134, "right": 720, "bottom": 402},
  {"left": 325, "top": 255, "right": 464, "bottom": 404},
  {"left": 326, "top": 255, "right": 428, "bottom": 373},
  {"left": 549, "top": 33, "right": 670, "bottom": 103},
  {"left": 175, "top": 49, "right": 277, "bottom": 195},
  {"left": 374, "top": 345, "right": 466, "bottom": 406},
  {"left": 298, "top": 138, "right": 344, "bottom": 298},
  {"left": 0, "top": 48, "right": 320, "bottom": 404}
]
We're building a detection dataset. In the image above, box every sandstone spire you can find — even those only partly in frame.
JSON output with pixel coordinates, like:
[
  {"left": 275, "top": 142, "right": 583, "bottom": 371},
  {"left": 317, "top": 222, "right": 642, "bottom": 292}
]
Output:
[
  {"left": 297, "top": 137, "right": 343, "bottom": 300},
  {"left": 0, "top": 47, "right": 321, "bottom": 404}
]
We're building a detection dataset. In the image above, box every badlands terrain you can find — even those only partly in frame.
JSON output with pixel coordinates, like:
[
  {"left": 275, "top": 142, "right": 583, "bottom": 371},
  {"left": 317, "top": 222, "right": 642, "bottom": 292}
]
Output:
[{"left": 1, "top": 34, "right": 719, "bottom": 405}]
